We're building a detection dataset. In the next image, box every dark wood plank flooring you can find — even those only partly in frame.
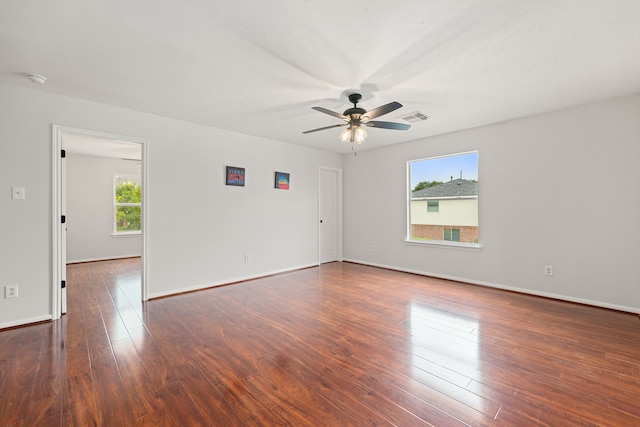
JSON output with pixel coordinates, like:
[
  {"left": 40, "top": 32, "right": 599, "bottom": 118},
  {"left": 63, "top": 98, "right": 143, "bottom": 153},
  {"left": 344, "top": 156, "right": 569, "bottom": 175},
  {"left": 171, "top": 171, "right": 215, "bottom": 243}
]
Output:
[{"left": 1, "top": 258, "right": 640, "bottom": 426}]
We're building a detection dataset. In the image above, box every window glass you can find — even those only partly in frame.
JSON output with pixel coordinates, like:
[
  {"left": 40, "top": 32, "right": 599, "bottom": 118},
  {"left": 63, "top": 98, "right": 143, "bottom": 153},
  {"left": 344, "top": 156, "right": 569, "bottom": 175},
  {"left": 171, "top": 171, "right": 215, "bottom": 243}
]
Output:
[
  {"left": 408, "top": 152, "right": 478, "bottom": 245},
  {"left": 114, "top": 175, "right": 141, "bottom": 233},
  {"left": 444, "top": 228, "right": 461, "bottom": 242}
]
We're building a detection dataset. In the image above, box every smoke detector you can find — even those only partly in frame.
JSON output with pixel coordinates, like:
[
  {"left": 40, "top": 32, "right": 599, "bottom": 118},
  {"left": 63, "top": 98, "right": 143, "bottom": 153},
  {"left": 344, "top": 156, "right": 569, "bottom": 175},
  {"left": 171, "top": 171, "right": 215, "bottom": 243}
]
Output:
[{"left": 25, "top": 73, "right": 47, "bottom": 84}]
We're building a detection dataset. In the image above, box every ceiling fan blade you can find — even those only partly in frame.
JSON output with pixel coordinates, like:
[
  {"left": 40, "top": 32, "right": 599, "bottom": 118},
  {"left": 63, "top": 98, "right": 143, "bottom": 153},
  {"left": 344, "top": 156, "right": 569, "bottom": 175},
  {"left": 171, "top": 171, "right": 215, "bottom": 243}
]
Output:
[
  {"left": 302, "top": 123, "right": 348, "bottom": 134},
  {"left": 363, "top": 101, "right": 403, "bottom": 120},
  {"left": 365, "top": 121, "right": 411, "bottom": 131},
  {"left": 311, "top": 106, "right": 348, "bottom": 120}
]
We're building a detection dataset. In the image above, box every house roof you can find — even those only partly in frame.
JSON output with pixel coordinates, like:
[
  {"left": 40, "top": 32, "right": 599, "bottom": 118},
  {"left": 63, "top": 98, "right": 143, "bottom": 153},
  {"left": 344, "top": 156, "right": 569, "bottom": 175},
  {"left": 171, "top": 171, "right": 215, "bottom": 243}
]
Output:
[{"left": 412, "top": 179, "right": 478, "bottom": 199}]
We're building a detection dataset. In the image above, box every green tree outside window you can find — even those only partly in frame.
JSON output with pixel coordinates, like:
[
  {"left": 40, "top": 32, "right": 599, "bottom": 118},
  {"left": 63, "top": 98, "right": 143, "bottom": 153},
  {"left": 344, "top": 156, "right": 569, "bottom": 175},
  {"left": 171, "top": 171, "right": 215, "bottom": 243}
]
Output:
[{"left": 115, "top": 176, "right": 141, "bottom": 232}]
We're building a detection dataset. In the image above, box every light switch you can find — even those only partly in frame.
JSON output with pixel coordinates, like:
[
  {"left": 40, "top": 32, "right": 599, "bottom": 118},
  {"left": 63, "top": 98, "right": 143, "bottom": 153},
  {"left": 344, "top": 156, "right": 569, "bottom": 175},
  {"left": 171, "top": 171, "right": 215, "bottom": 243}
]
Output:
[{"left": 12, "top": 187, "right": 25, "bottom": 200}]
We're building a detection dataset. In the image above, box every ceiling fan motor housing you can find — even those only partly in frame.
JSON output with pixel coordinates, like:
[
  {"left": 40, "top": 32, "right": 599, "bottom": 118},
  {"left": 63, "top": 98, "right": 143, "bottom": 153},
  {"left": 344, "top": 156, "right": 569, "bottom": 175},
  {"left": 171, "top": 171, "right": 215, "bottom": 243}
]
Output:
[
  {"left": 343, "top": 107, "right": 366, "bottom": 118},
  {"left": 348, "top": 93, "right": 362, "bottom": 104}
]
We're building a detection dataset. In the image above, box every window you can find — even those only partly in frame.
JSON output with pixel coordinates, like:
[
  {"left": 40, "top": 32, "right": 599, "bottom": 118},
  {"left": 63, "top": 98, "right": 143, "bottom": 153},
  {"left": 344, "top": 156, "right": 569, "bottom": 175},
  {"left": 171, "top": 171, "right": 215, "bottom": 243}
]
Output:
[
  {"left": 114, "top": 175, "right": 141, "bottom": 234},
  {"left": 443, "top": 228, "right": 460, "bottom": 242},
  {"left": 408, "top": 152, "right": 478, "bottom": 245}
]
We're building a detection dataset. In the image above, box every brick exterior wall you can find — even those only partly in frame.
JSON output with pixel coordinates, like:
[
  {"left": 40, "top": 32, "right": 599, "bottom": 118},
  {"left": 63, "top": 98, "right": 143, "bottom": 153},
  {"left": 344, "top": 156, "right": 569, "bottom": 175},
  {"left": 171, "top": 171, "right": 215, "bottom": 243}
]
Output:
[{"left": 411, "top": 224, "right": 478, "bottom": 243}]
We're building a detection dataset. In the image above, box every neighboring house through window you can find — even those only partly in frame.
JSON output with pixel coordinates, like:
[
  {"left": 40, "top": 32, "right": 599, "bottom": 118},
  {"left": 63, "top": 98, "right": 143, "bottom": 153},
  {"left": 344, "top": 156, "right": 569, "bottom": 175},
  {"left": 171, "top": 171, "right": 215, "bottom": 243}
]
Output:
[{"left": 408, "top": 152, "right": 479, "bottom": 245}]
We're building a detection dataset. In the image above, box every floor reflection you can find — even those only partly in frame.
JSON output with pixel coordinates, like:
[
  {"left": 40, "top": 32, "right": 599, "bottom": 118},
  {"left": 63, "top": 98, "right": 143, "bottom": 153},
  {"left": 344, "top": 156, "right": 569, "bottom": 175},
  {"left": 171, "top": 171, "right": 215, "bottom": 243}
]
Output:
[
  {"left": 408, "top": 302, "right": 491, "bottom": 416},
  {"left": 67, "top": 257, "right": 143, "bottom": 345}
]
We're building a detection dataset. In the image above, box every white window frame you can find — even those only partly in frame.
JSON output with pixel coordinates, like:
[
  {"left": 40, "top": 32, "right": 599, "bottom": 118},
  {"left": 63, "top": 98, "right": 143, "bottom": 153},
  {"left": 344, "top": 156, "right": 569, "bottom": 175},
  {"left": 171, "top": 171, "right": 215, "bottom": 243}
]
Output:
[
  {"left": 113, "top": 175, "right": 142, "bottom": 236},
  {"left": 406, "top": 151, "right": 480, "bottom": 249}
]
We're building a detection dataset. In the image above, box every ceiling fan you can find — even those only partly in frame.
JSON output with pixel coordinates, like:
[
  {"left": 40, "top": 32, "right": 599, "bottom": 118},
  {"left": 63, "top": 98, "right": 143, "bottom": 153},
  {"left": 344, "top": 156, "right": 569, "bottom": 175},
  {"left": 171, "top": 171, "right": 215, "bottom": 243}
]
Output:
[{"left": 303, "top": 93, "right": 410, "bottom": 144}]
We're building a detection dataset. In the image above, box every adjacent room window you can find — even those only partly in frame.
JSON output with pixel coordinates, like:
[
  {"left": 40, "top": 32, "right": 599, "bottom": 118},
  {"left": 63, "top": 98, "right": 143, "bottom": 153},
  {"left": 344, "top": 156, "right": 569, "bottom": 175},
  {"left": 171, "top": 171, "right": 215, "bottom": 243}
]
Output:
[
  {"left": 114, "top": 175, "right": 141, "bottom": 234},
  {"left": 408, "top": 152, "right": 479, "bottom": 245}
]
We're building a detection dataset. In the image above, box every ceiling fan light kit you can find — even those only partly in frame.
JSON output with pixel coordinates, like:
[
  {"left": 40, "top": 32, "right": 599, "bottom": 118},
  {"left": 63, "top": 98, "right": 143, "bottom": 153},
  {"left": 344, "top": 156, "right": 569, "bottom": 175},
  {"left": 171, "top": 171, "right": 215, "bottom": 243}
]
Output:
[
  {"left": 341, "top": 125, "right": 367, "bottom": 144},
  {"left": 303, "top": 93, "right": 410, "bottom": 145}
]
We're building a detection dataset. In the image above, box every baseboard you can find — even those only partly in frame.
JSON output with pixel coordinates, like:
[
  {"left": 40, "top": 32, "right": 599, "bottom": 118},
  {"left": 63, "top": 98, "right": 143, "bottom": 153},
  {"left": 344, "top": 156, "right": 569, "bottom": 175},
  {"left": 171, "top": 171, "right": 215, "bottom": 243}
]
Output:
[
  {"left": 342, "top": 258, "right": 640, "bottom": 315},
  {"left": 148, "top": 263, "right": 319, "bottom": 299},
  {"left": 67, "top": 254, "right": 141, "bottom": 264},
  {"left": 0, "top": 315, "right": 52, "bottom": 331}
]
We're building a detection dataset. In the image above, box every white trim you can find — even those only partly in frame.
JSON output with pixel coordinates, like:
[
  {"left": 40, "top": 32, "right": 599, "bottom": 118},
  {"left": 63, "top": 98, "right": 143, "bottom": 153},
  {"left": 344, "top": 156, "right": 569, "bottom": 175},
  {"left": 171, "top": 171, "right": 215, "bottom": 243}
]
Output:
[
  {"left": 341, "top": 258, "right": 640, "bottom": 315},
  {"left": 111, "top": 231, "right": 142, "bottom": 238},
  {"left": 408, "top": 149, "right": 479, "bottom": 164},
  {"left": 52, "top": 127, "right": 62, "bottom": 319},
  {"left": 406, "top": 150, "right": 480, "bottom": 246},
  {"left": 148, "top": 263, "right": 317, "bottom": 299},
  {"left": 0, "top": 315, "right": 52, "bottom": 330},
  {"left": 52, "top": 125, "right": 150, "bottom": 321},
  {"left": 412, "top": 195, "right": 478, "bottom": 201},
  {"left": 140, "top": 137, "right": 149, "bottom": 301},
  {"left": 404, "top": 240, "right": 482, "bottom": 251}
]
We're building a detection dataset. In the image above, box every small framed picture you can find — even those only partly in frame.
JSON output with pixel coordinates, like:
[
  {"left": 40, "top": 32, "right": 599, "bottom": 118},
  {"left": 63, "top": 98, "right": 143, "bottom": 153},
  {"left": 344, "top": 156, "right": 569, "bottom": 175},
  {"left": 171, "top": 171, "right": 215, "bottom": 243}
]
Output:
[
  {"left": 274, "top": 171, "right": 290, "bottom": 190},
  {"left": 226, "top": 166, "right": 245, "bottom": 186}
]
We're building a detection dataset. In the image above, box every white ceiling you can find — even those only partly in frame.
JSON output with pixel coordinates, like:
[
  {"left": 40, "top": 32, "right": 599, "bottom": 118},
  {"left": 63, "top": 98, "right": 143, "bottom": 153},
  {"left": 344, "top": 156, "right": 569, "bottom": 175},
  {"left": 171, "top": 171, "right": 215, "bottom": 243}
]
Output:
[{"left": 2, "top": 0, "right": 640, "bottom": 154}]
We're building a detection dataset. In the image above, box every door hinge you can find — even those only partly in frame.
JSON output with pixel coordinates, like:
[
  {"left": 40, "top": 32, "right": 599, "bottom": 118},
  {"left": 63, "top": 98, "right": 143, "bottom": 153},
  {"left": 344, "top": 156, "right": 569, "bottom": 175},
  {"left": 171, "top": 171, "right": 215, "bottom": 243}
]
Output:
[
  {"left": 61, "top": 215, "right": 66, "bottom": 224},
  {"left": 61, "top": 149, "right": 66, "bottom": 158},
  {"left": 61, "top": 280, "right": 66, "bottom": 289}
]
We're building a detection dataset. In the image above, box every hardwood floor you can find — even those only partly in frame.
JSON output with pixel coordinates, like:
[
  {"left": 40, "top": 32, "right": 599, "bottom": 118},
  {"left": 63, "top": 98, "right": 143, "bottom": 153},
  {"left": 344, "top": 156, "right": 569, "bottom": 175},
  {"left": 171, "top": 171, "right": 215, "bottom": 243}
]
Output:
[{"left": 1, "top": 259, "right": 640, "bottom": 426}]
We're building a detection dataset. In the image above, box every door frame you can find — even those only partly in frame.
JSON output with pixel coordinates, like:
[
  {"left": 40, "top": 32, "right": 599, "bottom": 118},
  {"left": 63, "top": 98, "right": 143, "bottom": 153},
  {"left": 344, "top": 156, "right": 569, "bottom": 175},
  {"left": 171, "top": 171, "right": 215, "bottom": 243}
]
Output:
[
  {"left": 51, "top": 125, "right": 149, "bottom": 320},
  {"left": 318, "top": 166, "right": 343, "bottom": 264}
]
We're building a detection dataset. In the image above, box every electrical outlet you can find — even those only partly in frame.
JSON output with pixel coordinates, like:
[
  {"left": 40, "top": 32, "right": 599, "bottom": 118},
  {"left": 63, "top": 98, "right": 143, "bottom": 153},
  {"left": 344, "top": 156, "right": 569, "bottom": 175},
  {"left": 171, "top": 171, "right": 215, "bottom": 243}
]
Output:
[
  {"left": 5, "top": 284, "right": 18, "bottom": 299},
  {"left": 244, "top": 254, "right": 250, "bottom": 263},
  {"left": 544, "top": 265, "right": 553, "bottom": 276},
  {"left": 371, "top": 245, "right": 376, "bottom": 253}
]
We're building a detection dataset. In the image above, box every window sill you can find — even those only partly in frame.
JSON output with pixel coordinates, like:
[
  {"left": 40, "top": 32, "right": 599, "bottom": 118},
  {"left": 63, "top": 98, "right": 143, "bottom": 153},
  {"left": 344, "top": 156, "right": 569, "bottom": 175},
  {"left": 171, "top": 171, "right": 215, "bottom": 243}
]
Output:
[
  {"left": 112, "top": 232, "right": 142, "bottom": 238},
  {"left": 405, "top": 239, "right": 482, "bottom": 251}
]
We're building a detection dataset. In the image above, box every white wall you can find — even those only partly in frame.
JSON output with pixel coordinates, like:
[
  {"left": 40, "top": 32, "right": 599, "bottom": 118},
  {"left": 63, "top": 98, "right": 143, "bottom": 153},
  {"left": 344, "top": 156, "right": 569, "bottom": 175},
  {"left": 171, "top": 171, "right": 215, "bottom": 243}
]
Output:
[
  {"left": 66, "top": 153, "right": 142, "bottom": 263},
  {"left": 344, "top": 93, "right": 640, "bottom": 313},
  {"left": 0, "top": 82, "right": 342, "bottom": 328},
  {"left": 2, "top": 79, "right": 638, "bottom": 328}
]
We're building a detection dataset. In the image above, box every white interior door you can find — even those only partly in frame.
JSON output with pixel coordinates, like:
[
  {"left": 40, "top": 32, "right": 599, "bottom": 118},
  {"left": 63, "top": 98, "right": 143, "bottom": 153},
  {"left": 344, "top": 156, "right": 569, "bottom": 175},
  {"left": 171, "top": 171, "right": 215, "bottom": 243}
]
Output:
[{"left": 319, "top": 168, "right": 338, "bottom": 263}]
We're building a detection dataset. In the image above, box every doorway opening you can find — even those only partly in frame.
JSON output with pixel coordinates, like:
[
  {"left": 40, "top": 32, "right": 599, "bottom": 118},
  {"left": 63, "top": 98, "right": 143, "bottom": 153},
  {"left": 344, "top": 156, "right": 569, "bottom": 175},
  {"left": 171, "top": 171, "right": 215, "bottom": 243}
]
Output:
[{"left": 52, "top": 125, "right": 148, "bottom": 320}]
